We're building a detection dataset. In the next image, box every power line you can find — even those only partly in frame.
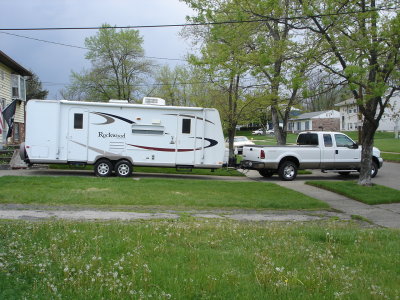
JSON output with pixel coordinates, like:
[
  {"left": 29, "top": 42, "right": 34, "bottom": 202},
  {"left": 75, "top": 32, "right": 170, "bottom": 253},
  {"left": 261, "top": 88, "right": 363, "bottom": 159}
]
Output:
[
  {"left": 0, "top": 31, "right": 187, "bottom": 62},
  {"left": 0, "top": 6, "right": 398, "bottom": 31}
]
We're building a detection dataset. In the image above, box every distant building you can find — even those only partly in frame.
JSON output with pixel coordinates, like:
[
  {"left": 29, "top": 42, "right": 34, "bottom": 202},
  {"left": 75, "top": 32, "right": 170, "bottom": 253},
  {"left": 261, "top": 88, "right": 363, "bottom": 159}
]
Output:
[
  {"left": 288, "top": 110, "right": 340, "bottom": 133},
  {"left": 0, "top": 50, "right": 32, "bottom": 146},
  {"left": 335, "top": 94, "right": 400, "bottom": 131}
]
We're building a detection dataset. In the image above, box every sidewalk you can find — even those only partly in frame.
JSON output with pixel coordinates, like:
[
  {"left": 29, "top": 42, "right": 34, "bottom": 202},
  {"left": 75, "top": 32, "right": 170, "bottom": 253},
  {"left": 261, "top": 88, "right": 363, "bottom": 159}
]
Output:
[{"left": 276, "top": 181, "right": 400, "bottom": 229}]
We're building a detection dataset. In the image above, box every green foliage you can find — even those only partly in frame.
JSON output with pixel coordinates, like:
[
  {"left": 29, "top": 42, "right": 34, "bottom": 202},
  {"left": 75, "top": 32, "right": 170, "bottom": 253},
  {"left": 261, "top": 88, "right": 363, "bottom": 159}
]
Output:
[{"left": 26, "top": 72, "right": 48, "bottom": 100}]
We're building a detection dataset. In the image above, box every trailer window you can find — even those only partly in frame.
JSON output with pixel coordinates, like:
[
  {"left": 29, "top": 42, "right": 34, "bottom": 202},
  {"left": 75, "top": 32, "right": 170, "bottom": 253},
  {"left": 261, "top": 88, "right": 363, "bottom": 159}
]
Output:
[
  {"left": 74, "top": 113, "right": 83, "bottom": 129},
  {"left": 132, "top": 124, "right": 164, "bottom": 135},
  {"left": 182, "top": 119, "right": 191, "bottom": 134}
]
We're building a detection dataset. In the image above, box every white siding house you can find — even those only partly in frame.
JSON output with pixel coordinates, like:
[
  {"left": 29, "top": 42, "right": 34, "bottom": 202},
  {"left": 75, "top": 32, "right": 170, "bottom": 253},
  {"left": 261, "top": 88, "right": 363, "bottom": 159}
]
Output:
[
  {"left": 0, "top": 50, "right": 32, "bottom": 146},
  {"left": 335, "top": 93, "right": 400, "bottom": 132}
]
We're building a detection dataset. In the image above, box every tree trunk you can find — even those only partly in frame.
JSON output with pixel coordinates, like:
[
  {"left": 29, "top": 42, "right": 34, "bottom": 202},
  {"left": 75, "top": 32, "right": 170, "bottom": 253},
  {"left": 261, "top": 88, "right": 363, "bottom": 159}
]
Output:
[
  {"left": 271, "top": 106, "right": 286, "bottom": 145},
  {"left": 358, "top": 117, "right": 377, "bottom": 186}
]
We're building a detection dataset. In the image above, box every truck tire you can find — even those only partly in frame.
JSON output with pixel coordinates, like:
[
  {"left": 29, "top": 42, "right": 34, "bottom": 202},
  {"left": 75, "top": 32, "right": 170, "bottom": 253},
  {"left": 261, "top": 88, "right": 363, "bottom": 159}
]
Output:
[
  {"left": 278, "top": 161, "right": 297, "bottom": 181},
  {"left": 94, "top": 159, "right": 113, "bottom": 177},
  {"left": 259, "top": 169, "right": 274, "bottom": 178},
  {"left": 115, "top": 160, "right": 132, "bottom": 177},
  {"left": 371, "top": 160, "right": 378, "bottom": 178}
]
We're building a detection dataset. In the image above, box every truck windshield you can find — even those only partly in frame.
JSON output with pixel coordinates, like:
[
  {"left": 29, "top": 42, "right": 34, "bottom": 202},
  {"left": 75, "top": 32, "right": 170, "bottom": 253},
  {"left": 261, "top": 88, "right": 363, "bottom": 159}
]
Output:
[{"left": 297, "top": 133, "right": 318, "bottom": 145}]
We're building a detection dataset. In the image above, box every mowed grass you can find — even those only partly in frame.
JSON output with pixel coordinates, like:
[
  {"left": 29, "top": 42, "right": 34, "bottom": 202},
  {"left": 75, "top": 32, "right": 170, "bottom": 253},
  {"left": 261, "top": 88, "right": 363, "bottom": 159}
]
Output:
[
  {"left": 0, "top": 176, "right": 328, "bottom": 210},
  {"left": 0, "top": 220, "right": 399, "bottom": 299},
  {"left": 306, "top": 181, "right": 400, "bottom": 205}
]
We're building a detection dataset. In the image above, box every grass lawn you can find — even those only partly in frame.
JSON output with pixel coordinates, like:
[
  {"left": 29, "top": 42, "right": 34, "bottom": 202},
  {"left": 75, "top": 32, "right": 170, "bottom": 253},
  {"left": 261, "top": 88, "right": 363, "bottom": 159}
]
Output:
[
  {"left": 306, "top": 181, "right": 400, "bottom": 205},
  {"left": 0, "top": 219, "right": 399, "bottom": 299},
  {"left": 0, "top": 176, "right": 328, "bottom": 210},
  {"left": 49, "top": 164, "right": 245, "bottom": 177},
  {"left": 381, "top": 152, "right": 400, "bottom": 162}
]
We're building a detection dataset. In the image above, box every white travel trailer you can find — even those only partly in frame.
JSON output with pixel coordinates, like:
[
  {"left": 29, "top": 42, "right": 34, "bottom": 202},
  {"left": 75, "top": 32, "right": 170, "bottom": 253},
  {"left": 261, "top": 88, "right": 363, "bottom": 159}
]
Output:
[{"left": 21, "top": 98, "right": 226, "bottom": 177}]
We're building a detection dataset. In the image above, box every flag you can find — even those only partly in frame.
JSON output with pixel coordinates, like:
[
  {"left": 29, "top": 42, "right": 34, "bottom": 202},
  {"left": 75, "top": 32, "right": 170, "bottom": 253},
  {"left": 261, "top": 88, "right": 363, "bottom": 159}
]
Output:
[{"left": 2, "top": 100, "right": 17, "bottom": 139}]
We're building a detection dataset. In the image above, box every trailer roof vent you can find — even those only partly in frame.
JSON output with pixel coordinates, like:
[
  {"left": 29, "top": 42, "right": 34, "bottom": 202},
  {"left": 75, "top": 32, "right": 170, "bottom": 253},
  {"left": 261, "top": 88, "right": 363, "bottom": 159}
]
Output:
[
  {"left": 109, "top": 99, "right": 129, "bottom": 104},
  {"left": 142, "top": 97, "right": 166, "bottom": 106}
]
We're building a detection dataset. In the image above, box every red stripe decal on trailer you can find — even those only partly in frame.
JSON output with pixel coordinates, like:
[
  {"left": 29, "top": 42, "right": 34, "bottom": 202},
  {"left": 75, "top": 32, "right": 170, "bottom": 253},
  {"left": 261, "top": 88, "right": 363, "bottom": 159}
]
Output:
[{"left": 127, "top": 144, "right": 202, "bottom": 152}]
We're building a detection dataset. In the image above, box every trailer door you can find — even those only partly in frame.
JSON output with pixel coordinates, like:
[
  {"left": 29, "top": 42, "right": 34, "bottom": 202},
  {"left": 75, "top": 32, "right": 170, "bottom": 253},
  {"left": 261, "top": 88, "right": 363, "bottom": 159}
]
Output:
[
  {"left": 175, "top": 115, "right": 198, "bottom": 166},
  {"left": 67, "top": 108, "right": 88, "bottom": 161}
]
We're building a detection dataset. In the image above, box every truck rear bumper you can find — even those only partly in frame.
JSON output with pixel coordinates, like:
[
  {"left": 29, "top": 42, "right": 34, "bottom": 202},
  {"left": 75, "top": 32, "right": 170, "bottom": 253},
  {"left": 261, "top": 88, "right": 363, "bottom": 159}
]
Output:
[{"left": 240, "top": 160, "right": 278, "bottom": 170}]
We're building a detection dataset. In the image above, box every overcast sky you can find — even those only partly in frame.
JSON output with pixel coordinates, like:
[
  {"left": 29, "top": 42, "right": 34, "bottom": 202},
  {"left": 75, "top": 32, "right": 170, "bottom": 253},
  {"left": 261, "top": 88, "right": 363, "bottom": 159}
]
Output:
[{"left": 0, "top": 0, "right": 194, "bottom": 98}]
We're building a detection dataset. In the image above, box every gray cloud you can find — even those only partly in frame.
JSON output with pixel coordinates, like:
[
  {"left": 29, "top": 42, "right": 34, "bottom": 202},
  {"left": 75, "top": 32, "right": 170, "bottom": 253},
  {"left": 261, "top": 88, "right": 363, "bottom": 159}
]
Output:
[{"left": 0, "top": 0, "right": 193, "bottom": 98}]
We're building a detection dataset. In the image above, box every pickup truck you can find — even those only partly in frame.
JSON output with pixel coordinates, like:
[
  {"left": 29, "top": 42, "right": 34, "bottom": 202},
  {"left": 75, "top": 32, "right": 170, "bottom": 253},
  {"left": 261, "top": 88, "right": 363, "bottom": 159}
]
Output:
[{"left": 240, "top": 131, "right": 383, "bottom": 181}]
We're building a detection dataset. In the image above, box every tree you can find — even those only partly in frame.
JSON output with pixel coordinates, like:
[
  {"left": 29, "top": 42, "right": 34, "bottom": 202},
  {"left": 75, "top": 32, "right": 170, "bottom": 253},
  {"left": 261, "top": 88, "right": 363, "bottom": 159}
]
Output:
[
  {"left": 296, "top": 0, "right": 400, "bottom": 185},
  {"left": 182, "top": 0, "right": 258, "bottom": 164},
  {"left": 26, "top": 72, "right": 48, "bottom": 100},
  {"left": 63, "top": 24, "right": 153, "bottom": 101},
  {"left": 235, "top": 0, "right": 315, "bottom": 144},
  {"left": 149, "top": 65, "right": 192, "bottom": 106}
]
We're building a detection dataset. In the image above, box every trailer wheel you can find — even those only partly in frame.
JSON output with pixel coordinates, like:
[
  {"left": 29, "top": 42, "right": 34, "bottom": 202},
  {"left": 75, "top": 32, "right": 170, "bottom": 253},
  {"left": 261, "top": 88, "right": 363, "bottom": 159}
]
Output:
[
  {"left": 259, "top": 169, "right": 274, "bottom": 178},
  {"left": 278, "top": 160, "right": 297, "bottom": 181},
  {"left": 94, "top": 159, "right": 113, "bottom": 177},
  {"left": 115, "top": 160, "right": 132, "bottom": 177}
]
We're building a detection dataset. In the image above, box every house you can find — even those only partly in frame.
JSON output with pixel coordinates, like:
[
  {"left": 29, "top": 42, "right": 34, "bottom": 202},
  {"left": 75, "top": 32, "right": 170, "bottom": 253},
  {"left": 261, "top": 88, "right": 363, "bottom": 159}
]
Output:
[
  {"left": 335, "top": 94, "right": 400, "bottom": 131},
  {"left": 0, "top": 50, "right": 32, "bottom": 147},
  {"left": 288, "top": 110, "right": 340, "bottom": 133}
]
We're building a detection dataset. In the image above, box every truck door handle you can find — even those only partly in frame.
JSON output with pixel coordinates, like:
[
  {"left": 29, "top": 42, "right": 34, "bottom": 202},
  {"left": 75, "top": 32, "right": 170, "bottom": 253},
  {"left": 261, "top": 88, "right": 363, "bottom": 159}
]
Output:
[{"left": 335, "top": 150, "right": 338, "bottom": 154}]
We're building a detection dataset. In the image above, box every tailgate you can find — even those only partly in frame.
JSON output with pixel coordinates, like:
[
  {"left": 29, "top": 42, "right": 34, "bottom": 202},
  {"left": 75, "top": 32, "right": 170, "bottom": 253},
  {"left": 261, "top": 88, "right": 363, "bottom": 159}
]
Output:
[{"left": 242, "top": 145, "right": 265, "bottom": 161}]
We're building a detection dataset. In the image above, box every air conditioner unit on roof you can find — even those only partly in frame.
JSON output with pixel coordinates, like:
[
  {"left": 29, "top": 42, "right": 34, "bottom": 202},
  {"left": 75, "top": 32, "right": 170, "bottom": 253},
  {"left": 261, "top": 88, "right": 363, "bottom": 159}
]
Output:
[{"left": 142, "top": 97, "right": 166, "bottom": 106}]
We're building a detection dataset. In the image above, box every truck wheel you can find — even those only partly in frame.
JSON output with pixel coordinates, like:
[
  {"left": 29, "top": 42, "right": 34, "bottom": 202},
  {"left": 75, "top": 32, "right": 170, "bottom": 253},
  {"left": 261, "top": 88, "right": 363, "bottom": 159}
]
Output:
[
  {"left": 94, "top": 159, "right": 113, "bottom": 177},
  {"left": 278, "top": 161, "right": 297, "bottom": 181},
  {"left": 371, "top": 160, "right": 378, "bottom": 178},
  {"left": 259, "top": 169, "right": 274, "bottom": 178},
  {"left": 115, "top": 160, "right": 132, "bottom": 177}
]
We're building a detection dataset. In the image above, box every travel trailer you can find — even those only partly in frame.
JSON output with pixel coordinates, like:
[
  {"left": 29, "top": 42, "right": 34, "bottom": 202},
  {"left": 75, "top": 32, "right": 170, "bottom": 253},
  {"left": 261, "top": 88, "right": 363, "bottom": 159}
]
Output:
[{"left": 20, "top": 98, "right": 226, "bottom": 177}]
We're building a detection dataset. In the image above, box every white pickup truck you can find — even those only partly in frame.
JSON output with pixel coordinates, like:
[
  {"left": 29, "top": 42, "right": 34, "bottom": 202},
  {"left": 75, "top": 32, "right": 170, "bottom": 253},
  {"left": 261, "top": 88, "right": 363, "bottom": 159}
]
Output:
[{"left": 240, "top": 131, "right": 383, "bottom": 181}]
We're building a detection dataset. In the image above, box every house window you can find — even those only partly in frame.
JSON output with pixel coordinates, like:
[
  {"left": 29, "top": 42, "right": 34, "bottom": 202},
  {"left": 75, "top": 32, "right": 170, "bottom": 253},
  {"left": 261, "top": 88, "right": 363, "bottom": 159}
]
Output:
[
  {"left": 182, "top": 119, "right": 191, "bottom": 134},
  {"left": 297, "top": 122, "right": 301, "bottom": 131},
  {"left": 11, "top": 74, "right": 27, "bottom": 101},
  {"left": 13, "top": 123, "right": 20, "bottom": 141},
  {"left": 305, "top": 121, "right": 310, "bottom": 130},
  {"left": 131, "top": 124, "right": 164, "bottom": 135},
  {"left": 74, "top": 113, "right": 83, "bottom": 129}
]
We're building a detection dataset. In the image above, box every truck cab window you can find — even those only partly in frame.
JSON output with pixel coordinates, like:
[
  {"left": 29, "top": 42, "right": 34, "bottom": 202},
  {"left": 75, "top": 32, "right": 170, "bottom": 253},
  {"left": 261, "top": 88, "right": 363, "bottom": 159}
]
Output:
[
  {"left": 335, "top": 134, "right": 354, "bottom": 147},
  {"left": 182, "top": 119, "right": 191, "bottom": 134},
  {"left": 74, "top": 113, "right": 83, "bottom": 129},
  {"left": 297, "top": 133, "right": 318, "bottom": 145},
  {"left": 323, "top": 134, "right": 333, "bottom": 147}
]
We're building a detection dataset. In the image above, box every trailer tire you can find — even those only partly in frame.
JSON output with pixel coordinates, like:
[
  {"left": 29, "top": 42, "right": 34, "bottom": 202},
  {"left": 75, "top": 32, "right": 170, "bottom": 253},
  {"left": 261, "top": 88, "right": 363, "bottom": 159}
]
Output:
[
  {"left": 259, "top": 169, "right": 274, "bottom": 178},
  {"left": 115, "top": 160, "right": 132, "bottom": 177},
  {"left": 278, "top": 160, "right": 297, "bottom": 181},
  {"left": 94, "top": 159, "right": 113, "bottom": 177}
]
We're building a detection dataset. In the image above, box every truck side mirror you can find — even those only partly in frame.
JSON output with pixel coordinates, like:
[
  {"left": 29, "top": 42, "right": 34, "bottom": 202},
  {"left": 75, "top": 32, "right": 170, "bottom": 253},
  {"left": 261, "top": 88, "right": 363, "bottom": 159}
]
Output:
[{"left": 352, "top": 143, "right": 359, "bottom": 149}]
